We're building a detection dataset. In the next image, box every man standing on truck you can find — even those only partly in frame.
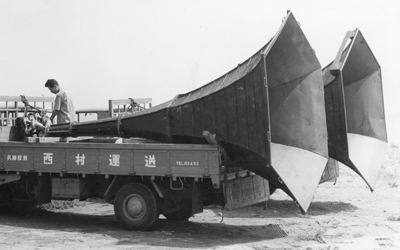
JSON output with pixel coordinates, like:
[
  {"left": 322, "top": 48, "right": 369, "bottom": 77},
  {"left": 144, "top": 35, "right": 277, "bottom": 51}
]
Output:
[{"left": 45, "top": 79, "right": 76, "bottom": 124}]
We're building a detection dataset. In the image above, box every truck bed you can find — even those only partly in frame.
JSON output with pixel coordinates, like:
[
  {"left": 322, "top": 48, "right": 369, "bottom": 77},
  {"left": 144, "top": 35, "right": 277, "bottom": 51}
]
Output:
[{"left": 0, "top": 139, "right": 221, "bottom": 187}]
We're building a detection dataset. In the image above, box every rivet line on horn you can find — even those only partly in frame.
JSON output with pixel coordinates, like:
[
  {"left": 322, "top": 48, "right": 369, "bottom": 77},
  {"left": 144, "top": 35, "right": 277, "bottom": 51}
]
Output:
[
  {"left": 264, "top": 77, "right": 268, "bottom": 88},
  {"left": 117, "top": 113, "right": 126, "bottom": 136}
]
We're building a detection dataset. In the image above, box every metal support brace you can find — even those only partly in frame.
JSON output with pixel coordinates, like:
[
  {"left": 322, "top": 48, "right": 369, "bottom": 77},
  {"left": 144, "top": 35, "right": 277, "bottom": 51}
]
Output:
[
  {"left": 149, "top": 177, "right": 164, "bottom": 198},
  {"left": 330, "top": 29, "right": 357, "bottom": 75}
]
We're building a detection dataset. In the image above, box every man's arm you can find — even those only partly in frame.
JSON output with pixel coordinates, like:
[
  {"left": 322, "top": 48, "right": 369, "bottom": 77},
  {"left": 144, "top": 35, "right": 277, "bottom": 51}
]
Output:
[
  {"left": 50, "top": 110, "right": 60, "bottom": 123},
  {"left": 51, "top": 92, "right": 62, "bottom": 123},
  {"left": 41, "top": 116, "right": 52, "bottom": 135}
]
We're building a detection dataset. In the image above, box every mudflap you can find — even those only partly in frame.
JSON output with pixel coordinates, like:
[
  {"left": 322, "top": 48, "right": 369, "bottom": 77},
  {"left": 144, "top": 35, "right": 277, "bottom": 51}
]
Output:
[
  {"left": 37, "top": 174, "right": 52, "bottom": 205},
  {"left": 222, "top": 170, "right": 269, "bottom": 210}
]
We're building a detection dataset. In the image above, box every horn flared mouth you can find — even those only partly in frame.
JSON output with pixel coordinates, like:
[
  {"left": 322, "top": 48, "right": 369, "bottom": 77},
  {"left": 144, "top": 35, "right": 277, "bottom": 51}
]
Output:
[
  {"left": 324, "top": 29, "right": 387, "bottom": 190},
  {"left": 271, "top": 143, "right": 327, "bottom": 212},
  {"left": 347, "top": 133, "right": 387, "bottom": 189}
]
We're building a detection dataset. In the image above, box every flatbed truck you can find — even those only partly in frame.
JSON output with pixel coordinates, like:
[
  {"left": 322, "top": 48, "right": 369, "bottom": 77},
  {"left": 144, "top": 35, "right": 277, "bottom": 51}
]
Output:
[
  {"left": 1, "top": 95, "right": 270, "bottom": 230},
  {"left": 0, "top": 136, "right": 270, "bottom": 230}
]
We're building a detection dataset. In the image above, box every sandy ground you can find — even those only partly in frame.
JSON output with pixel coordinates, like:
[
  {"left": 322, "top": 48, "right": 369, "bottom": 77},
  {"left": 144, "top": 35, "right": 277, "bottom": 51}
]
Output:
[{"left": 0, "top": 144, "right": 399, "bottom": 250}]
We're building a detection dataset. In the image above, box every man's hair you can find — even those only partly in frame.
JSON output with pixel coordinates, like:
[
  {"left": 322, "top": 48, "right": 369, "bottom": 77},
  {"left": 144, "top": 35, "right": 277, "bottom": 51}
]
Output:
[{"left": 45, "top": 79, "right": 59, "bottom": 88}]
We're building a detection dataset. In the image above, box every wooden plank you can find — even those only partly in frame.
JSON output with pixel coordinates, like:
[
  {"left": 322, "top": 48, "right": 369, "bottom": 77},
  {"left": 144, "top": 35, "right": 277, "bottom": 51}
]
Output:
[
  {"left": 109, "top": 98, "right": 152, "bottom": 105},
  {"left": 0, "top": 96, "right": 54, "bottom": 102},
  {"left": 223, "top": 172, "right": 269, "bottom": 210},
  {"left": 21, "top": 137, "right": 70, "bottom": 143}
]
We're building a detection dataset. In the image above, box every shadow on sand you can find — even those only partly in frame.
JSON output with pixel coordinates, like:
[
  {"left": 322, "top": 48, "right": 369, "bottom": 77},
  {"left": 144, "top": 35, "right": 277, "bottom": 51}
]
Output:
[
  {"left": 0, "top": 196, "right": 358, "bottom": 248},
  {"left": 0, "top": 207, "right": 287, "bottom": 249},
  {"left": 210, "top": 198, "right": 358, "bottom": 219}
]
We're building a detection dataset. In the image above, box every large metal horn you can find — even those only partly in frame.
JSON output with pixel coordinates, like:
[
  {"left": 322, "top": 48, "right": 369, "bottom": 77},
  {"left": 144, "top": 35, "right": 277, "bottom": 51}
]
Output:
[
  {"left": 323, "top": 29, "right": 387, "bottom": 190},
  {"left": 49, "top": 12, "right": 329, "bottom": 213}
]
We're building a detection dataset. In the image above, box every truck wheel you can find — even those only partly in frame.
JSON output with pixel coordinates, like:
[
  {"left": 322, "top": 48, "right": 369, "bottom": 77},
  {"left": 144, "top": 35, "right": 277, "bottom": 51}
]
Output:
[
  {"left": 163, "top": 201, "right": 193, "bottom": 221},
  {"left": 114, "top": 183, "right": 160, "bottom": 231}
]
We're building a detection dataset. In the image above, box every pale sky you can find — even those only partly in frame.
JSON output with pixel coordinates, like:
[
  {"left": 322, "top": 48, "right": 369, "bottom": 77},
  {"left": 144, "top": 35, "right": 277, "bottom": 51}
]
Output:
[{"left": 1, "top": 0, "right": 399, "bottom": 142}]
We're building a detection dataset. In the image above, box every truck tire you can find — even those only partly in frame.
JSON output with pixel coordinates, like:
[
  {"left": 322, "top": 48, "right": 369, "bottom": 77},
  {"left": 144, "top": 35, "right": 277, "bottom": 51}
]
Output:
[{"left": 114, "top": 183, "right": 160, "bottom": 231}]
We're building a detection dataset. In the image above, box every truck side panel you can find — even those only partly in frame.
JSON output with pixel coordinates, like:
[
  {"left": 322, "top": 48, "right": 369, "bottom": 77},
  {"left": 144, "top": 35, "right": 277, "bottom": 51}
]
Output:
[
  {"left": 99, "top": 149, "right": 133, "bottom": 175},
  {"left": 133, "top": 150, "right": 168, "bottom": 175},
  {"left": 34, "top": 148, "right": 65, "bottom": 172},
  {"left": 65, "top": 148, "right": 98, "bottom": 174},
  {"left": 2, "top": 147, "right": 33, "bottom": 171},
  {"left": 0, "top": 142, "right": 221, "bottom": 182}
]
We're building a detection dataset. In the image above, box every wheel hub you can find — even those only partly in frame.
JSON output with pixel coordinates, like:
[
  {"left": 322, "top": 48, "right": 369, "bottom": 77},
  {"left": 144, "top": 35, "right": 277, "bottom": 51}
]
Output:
[{"left": 126, "top": 197, "right": 144, "bottom": 217}]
